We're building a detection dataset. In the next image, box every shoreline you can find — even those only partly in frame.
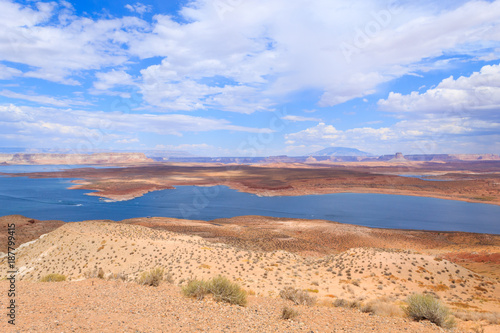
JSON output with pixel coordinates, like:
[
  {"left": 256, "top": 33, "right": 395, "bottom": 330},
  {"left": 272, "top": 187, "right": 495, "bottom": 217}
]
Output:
[
  {"left": 68, "top": 179, "right": 500, "bottom": 206},
  {"left": 2, "top": 161, "right": 500, "bottom": 206}
]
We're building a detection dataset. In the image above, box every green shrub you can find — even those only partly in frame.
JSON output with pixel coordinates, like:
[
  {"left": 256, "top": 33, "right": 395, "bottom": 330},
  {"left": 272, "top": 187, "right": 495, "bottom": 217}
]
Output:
[
  {"left": 404, "top": 293, "right": 455, "bottom": 328},
  {"left": 279, "top": 287, "right": 316, "bottom": 306},
  {"left": 182, "top": 279, "right": 209, "bottom": 300},
  {"left": 137, "top": 267, "right": 164, "bottom": 287},
  {"left": 281, "top": 306, "right": 299, "bottom": 320},
  {"left": 182, "top": 276, "right": 247, "bottom": 306},
  {"left": 40, "top": 273, "right": 66, "bottom": 282},
  {"left": 207, "top": 275, "right": 247, "bottom": 306}
]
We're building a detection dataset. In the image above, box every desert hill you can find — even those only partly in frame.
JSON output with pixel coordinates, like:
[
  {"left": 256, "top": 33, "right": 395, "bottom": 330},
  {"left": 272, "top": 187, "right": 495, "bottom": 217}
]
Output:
[
  {"left": 2, "top": 220, "right": 498, "bottom": 314},
  {"left": 0, "top": 215, "right": 64, "bottom": 251}
]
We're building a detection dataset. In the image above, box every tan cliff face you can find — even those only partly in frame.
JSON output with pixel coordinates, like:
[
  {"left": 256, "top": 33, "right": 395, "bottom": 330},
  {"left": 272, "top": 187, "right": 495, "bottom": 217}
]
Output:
[{"left": 0, "top": 152, "right": 153, "bottom": 165}]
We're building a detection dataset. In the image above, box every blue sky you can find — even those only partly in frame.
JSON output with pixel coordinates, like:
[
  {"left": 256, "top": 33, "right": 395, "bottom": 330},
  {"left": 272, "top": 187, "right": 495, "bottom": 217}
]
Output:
[{"left": 1, "top": 0, "right": 500, "bottom": 156}]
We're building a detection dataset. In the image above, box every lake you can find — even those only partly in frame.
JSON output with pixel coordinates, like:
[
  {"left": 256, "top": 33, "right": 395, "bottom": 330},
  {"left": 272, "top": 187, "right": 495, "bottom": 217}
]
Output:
[{"left": 0, "top": 165, "right": 499, "bottom": 234}]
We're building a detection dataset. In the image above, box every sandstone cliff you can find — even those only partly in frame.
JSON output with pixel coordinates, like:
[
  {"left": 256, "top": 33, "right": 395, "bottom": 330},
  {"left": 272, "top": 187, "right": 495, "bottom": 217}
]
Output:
[{"left": 0, "top": 152, "right": 153, "bottom": 165}]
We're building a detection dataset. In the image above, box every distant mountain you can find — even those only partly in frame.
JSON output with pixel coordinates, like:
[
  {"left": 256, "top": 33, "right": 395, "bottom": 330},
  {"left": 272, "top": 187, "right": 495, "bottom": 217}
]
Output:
[{"left": 311, "top": 147, "right": 373, "bottom": 157}]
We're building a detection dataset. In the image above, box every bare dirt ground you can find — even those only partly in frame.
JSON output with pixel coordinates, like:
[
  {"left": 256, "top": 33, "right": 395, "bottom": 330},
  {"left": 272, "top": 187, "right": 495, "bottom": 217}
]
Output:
[
  {"left": 0, "top": 279, "right": 447, "bottom": 333},
  {"left": 3, "top": 161, "right": 500, "bottom": 204},
  {"left": 0, "top": 218, "right": 498, "bottom": 332}
]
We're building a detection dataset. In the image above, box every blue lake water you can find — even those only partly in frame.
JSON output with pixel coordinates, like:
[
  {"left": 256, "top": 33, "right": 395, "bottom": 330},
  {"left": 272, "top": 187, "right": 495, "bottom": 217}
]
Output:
[{"left": 0, "top": 165, "right": 499, "bottom": 234}]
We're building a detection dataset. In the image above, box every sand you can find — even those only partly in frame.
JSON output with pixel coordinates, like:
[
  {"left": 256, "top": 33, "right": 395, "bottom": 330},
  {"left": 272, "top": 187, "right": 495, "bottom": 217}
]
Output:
[{"left": 1, "top": 219, "right": 499, "bottom": 332}]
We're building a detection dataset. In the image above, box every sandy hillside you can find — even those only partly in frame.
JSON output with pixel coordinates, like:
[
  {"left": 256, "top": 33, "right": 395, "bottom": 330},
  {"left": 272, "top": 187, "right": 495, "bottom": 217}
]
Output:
[
  {"left": 0, "top": 220, "right": 499, "bottom": 332},
  {"left": 0, "top": 278, "right": 447, "bottom": 333},
  {"left": 0, "top": 215, "right": 64, "bottom": 251}
]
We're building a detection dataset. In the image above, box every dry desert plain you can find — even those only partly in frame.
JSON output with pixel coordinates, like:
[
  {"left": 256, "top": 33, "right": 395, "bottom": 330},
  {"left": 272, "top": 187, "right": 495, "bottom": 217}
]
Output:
[
  {"left": 1, "top": 160, "right": 500, "bottom": 332},
  {"left": 0, "top": 214, "right": 499, "bottom": 332}
]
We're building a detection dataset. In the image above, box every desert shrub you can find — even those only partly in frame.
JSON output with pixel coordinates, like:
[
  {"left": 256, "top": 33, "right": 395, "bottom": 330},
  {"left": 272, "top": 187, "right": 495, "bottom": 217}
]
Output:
[
  {"left": 182, "top": 279, "right": 209, "bottom": 300},
  {"left": 182, "top": 276, "right": 247, "bottom": 306},
  {"left": 360, "top": 299, "right": 403, "bottom": 317},
  {"left": 164, "top": 273, "right": 174, "bottom": 284},
  {"left": 334, "top": 298, "right": 360, "bottom": 309},
  {"left": 454, "top": 311, "right": 500, "bottom": 325},
  {"left": 207, "top": 275, "right": 247, "bottom": 306},
  {"left": 108, "top": 272, "right": 128, "bottom": 281},
  {"left": 404, "top": 293, "right": 455, "bottom": 328},
  {"left": 40, "top": 273, "right": 66, "bottom": 282},
  {"left": 281, "top": 306, "right": 299, "bottom": 320},
  {"left": 137, "top": 267, "right": 164, "bottom": 287},
  {"left": 84, "top": 267, "right": 106, "bottom": 279},
  {"left": 279, "top": 287, "right": 316, "bottom": 306}
]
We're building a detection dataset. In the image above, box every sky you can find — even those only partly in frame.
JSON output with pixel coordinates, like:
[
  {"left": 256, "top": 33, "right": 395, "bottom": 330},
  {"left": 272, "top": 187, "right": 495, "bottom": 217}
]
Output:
[{"left": 1, "top": 0, "right": 500, "bottom": 157}]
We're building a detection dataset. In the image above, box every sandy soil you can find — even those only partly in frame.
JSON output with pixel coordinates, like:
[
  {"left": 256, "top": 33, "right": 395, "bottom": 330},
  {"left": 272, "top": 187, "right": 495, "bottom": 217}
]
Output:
[
  {"left": 0, "top": 279, "right": 448, "bottom": 333},
  {"left": 0, "top": 219, "right": 498, "bottom": 332}
]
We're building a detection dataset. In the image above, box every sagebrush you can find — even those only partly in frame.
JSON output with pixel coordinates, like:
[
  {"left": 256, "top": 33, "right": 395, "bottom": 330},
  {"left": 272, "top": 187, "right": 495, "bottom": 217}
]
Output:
[
  {"left": 404, "top": 293, "right": 455, "bottom": 328},
  {"left": 279, "top": 287, "right": 316, "bottom": 306},
  {"left": 182, "top": 275, "right": 247, "bottom": 306},
  {"left": 137, "top": 267, "right": 164, "bottom": 287}
]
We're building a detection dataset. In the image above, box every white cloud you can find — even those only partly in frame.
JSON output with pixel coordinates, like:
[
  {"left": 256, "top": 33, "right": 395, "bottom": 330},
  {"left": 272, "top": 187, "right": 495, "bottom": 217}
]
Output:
[
  {"left": 285, "top": 118, "right": 500, "bottom": 155},
  {"left": 1, "top": 0, "right": 500, "bottom": 113},
  {"left": 0, "top": 1, "right": 147, "bottom": 85},
  {"left": 125, "top": 3, "right": 152, "bottom": 15},
  {"left": 0, "top": 89, "right": 90, "bottom": 107},
  {"left": 378, "top": 63, "right": 500, "bottom": 115},
  {"left": 0, "top": 104, "right": 273, "bottom": 149},
  {"left": 0, "top": 64, "right": 22, "bottom": 79},
  {"left": 281, "top": 115, "right": 322, "bottom": 122},
  {"left": 116, "top": 138, "right": 139, "bottom": 144},
  {"left": 130, "top": 0, "right": 500, "bottom": 112},
  {"left": 91, "top": 70, "right": 136, "bottom": 97}
]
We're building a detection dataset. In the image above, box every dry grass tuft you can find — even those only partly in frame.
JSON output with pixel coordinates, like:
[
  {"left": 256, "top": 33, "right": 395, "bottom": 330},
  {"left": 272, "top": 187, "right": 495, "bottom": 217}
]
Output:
[
  {"left": 182, "top": 276, "right": 247, "bottom": 306},
  {"left": 40, "top": 273, "right": 66, "bottom": 282},
  {"left": 137, "top": 267, "right": 164, "bottom": 287},
  {"left": 279, "top": 287, "right": 317, "bottom": 306},
  {"left": 360, "top": 298, "right": 403, "bottom": 317},
  {"left": 333, "top": 298, "right": 360, "bottom": 309},
  {"left": 281, "top": 306, "right": 299, "bottom": 320},
  {"left": 454, "top": 311, "right": 500, "bottom": 325}
]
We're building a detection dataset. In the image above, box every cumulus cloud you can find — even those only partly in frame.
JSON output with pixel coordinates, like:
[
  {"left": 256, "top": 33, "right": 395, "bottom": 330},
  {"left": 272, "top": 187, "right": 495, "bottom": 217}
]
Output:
[
  {"left": 285, "top": 118, "right": 500, "bottom": 155},
  {"left": 378, "top": 63, "right": 500, "bottom": 116},
  {"left": 125, "top": 3, "right": 152, "bottom": 15},
  {"left": 93, "top": 70, "right": 135, "bottom": 91},
  {"left": 1, "top": 0, "right": 500, "bottom": 111},
  {"left": 131, "top": 0, "right": 500, "bottom": 111},
  {"left": 0, "top": 1, "right": 147, "bottom": 85}
]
